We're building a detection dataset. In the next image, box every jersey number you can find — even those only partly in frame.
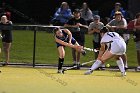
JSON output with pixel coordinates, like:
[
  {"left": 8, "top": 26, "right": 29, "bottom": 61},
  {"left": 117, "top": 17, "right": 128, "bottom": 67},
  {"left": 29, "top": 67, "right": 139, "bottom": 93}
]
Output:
[{"left": 107, "top": 32, "right": 115, "bottom": 38}]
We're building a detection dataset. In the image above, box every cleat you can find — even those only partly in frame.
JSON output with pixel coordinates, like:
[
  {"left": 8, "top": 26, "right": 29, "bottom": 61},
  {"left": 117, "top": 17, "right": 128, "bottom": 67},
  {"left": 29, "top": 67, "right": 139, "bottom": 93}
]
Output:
[
  {"left": 57, "top": 69, "right": 63, "bottom": 74},
  {"left": 84, "top": 70, "right": 93, "bottom": 75},
  {"left": 2, "top": 62, "right": 8, "bottom": 66},
  {"left": 76, "top": 64, "right": 80, "bottom": 70},
  {"left": 121, "top": 72, "right": 126, "bottom": 76}
]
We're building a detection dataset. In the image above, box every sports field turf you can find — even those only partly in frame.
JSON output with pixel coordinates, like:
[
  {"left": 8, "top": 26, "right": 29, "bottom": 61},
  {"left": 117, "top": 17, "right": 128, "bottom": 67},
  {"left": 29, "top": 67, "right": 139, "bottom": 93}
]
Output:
[{"left": 0, "top": 67, "right": 140, "bottom": 93}]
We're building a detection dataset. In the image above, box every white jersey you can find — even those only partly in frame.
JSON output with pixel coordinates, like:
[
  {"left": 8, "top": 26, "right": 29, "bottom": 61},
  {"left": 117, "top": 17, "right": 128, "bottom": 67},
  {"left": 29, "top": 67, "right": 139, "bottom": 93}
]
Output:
[
  {"left": 101, "top": 32, "right": 126, "bottom": 55},
  {"left": 101, "top": 32, "right": 124, "bottom": 43}
]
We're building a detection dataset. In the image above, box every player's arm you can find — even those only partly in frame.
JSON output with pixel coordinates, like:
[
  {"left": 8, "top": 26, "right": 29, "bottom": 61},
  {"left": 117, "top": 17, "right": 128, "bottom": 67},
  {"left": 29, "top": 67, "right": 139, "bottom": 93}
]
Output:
[
  {"left": 62, "top": 29, "right": 72, "bottom": 43},
  {"left": 88, "top": 28, "right": 100, "bottom": 34},
  {"left": 76, "top": 23, "right": 88, "bottom": 28},
  {"left": 97, "top": 43, "right": 106, "bottom": 59},
  {"left": 55, "top": 36, "right": 74, "bottom": 48},
  {"left": 64, "top": 24, "right": 77, "bottom": 28}
]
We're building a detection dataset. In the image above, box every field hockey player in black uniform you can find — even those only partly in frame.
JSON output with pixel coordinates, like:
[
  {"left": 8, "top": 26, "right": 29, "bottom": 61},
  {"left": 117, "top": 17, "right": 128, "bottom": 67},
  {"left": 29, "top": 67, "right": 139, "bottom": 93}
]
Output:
[{"left": 54, "top": 27, "right": 86, "bottom": 73}]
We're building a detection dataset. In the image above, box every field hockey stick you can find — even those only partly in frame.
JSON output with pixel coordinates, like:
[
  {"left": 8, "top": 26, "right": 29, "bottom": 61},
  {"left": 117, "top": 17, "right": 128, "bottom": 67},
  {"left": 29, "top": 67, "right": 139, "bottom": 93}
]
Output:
[
  {"left": 62, "top": 60, "right": 95, "bottom": 74},
  {"left": 84, "top": 47, "right": 99, "bottom": 52}
]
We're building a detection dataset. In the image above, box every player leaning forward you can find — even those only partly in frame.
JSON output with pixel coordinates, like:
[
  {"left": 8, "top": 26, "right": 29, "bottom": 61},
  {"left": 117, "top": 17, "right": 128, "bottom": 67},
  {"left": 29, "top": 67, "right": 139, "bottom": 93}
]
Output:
[
  {"left": 54, "top": 27, "right": 86, "bottom": 73},
  {"left": 85, "top": 27, "right": 126, "bottom": 76}
]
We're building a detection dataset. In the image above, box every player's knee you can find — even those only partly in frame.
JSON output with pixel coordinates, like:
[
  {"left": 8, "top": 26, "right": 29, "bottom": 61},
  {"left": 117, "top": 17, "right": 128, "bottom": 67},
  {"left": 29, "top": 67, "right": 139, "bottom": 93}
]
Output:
[
  {"left": 59, "top": 55, "right": 65, "bottom": 58},
  {"left": 98, "top": 57, "right": 105, "bottom": 63}
]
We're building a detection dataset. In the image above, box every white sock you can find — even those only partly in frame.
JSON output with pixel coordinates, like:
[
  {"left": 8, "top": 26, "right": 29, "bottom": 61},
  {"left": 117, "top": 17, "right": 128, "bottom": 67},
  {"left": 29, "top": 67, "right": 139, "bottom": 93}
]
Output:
[
  {"left": 101, "top": 63, "right": 105, "bottom": 67},
  {"left": 90, "top": 60, "right": 102, "bottom": 71},
  {"left": 125, "top": 62, "right": 128, "bottom": 68},
  {"left": 116, "top": 58, "right": 125, "bottom": 73},
  {"left": 73, "top": 61, "right": 76, "bottom": 64},
  {"left": 77, "top": 62, "right": 80, "bottom": 65}
]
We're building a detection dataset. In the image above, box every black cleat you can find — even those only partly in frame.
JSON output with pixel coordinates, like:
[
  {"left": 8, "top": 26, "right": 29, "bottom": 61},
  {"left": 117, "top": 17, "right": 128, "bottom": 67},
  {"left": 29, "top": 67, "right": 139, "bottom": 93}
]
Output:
[
  {"left": 76, "top": 64, "right": 81, "bottom": 70},
  {"left": 2, "top": 62, "right": 8, "bottom": 66}
]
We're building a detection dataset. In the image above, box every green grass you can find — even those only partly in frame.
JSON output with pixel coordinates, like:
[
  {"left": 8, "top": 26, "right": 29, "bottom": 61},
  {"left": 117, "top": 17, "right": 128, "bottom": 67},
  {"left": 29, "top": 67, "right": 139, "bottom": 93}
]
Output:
[
  {"left": 0, "top": 67, "right": 140, "bottom": 93},
  {"left": 0, "top": 30, "right": 137, "bottom": 67}
]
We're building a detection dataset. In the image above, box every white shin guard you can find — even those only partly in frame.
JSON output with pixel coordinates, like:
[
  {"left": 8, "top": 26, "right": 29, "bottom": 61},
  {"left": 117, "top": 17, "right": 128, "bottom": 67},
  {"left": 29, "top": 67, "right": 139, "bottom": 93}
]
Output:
[
  {"left": 116, "top": 57, "right": 125, "bottom": 73},
  {"left": 90, "top": 60, "right": 102, "bottom": 71}
]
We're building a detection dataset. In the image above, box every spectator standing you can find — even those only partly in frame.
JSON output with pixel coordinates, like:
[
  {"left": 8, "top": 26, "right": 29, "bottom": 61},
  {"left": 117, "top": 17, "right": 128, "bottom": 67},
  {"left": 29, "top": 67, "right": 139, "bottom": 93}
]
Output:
[
  {"left": 80, "top": 2, "right": 93, "bottom": 25},
  {"left": 64, "top": 9, "right": 88, "bottom": 69},
  {"left": 51, "top": 2, "right": 73, "bottom": 26},
  {"left": 0, "top": 15, "right": 13, "bottom": 65},
  {"left": 110, "top": 2, "right": 127, "bottom": 20},
  {"left": 127, "top": 13, "right": 140, "bottom": 70},
  {"left": 88, "top": 15, "right": 104, "bottom": 59}
]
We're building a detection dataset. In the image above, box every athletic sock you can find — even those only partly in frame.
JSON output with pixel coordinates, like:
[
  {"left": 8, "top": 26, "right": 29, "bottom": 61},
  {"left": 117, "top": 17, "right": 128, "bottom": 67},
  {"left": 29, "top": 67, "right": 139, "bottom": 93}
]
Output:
[
  {"left": 73, "top": 61, "right": 76, "bottom": 65},
  {"left": 116, "top": 58, "right": 125, "bottom": 73},
  {"left": 58, "top": 58, "right": 64, "bottom": 70},
  {"left": 90, "top": 60, "right": 102, "bottom": 71},
  {"left": 124, "top": 61, "right": 128, "bottom": 68},
  {"left": 77, "top": 62, "right": 80, "bottom": 65}
]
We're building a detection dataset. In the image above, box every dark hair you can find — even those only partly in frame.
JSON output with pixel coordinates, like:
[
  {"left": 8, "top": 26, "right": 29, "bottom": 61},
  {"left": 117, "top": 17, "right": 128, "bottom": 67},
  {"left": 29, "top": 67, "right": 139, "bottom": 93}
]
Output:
[
  {"left": 135, "top": 13, "right": 140, "bottom": 19},
  {"left": 82, "top": 2, "right": 89, "bottom": 16},
  {"left": 53, "top": 27, "right": 60, "bottom": 34},
  {"left": 74, "top": 8, "right": 80, "bottom": 13},
  {"left": 100, "top": 26, "right": 109, "bottom": 33},
  {"left": 115, "top": 2, "right": 121, "bottom": 6}
]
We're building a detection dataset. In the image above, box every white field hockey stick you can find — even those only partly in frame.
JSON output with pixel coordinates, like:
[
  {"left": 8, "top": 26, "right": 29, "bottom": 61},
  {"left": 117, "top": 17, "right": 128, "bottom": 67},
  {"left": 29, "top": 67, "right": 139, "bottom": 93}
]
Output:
[
  {"left": 62, "top": 60, "right": 95, "bottom": 74},
  {"left": 84, "top": 47, "right": 99, "bottom": 52}
]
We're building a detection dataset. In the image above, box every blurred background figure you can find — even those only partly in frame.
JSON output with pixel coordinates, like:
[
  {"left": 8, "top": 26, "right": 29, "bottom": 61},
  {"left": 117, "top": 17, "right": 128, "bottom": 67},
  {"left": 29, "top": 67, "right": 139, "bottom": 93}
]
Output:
[
  {"left": 88, "top": 15, "right": 104, "bottom": 59},
  {"left": 0, "top": 15, "right": 13, "bottom": 65},
  {"left": 110, "top": 2, "right": 127, "bottom": 20},
  {"left": 64, "top": 9, "right": 87, "bottom": 69},
  {"left": 50, "top": 2, "right": 73, "bottom": 26},
  {"left": 127, "top": 12, "right": 140, "bottom": 70},
  {"left": 80, "top": 2, "right": 93, "bottom": 25},
  {"left": 0, "top": 2, "right": 11, "bottom": 20}
]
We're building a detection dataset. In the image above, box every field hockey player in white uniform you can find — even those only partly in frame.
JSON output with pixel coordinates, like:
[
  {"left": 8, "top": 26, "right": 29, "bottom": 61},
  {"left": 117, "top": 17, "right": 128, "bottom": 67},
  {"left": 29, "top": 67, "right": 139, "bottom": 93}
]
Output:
[{"left": 85, "top": 26, "right": 126, "bottom": 76}]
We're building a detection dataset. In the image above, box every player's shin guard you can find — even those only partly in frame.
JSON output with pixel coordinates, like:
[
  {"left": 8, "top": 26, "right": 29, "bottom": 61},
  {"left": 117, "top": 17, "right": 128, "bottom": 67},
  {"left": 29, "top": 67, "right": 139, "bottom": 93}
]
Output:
[
  {"left": 116, "top": 57, "right": 126, "bottom": 75},
  {"left": 90, "top": 60, "right": 102, "bottom": 71},
  {"left": 58, "top": 58, "right": 64, "bottom": 70}
]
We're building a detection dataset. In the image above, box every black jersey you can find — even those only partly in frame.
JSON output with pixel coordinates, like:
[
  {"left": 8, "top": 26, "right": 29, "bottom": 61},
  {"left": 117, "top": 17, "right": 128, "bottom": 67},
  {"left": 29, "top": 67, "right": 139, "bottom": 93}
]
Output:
[
  {"left": 66, "top": 17, "right": 86, "bottom": 42},
  {"left": 0, "top": 21, "right": 13, "bottom": 43}
]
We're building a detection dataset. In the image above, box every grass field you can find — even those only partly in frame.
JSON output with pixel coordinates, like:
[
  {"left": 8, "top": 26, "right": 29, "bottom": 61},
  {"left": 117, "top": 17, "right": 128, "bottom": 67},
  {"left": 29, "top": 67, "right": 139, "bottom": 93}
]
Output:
[
  {"left": 0, "top": 30, "right": 137, "bottom": 67},
  {"left": 0, "top": 67, "right": 140, "bottom": 93}
]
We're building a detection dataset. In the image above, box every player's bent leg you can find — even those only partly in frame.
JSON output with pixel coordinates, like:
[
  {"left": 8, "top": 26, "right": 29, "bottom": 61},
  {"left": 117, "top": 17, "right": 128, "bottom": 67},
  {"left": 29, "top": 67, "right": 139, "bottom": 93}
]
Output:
[
  {"left": 84, "top": 51, "right": 114, "bottom": 75},
  {"left": 57, "top": 46, "right": 65, "bottom": 73},
  {"left": 84, "top": 60, "right": 103, "bottom": 75},
  {"left": 121, "top": 54, "right": 128, "bottom": 69},
  {"left": 116, "top": 56, "right": 126, "bottom": 76},
  {"left": 101, "top": 50, "right": 114, "bottom": 62}
]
